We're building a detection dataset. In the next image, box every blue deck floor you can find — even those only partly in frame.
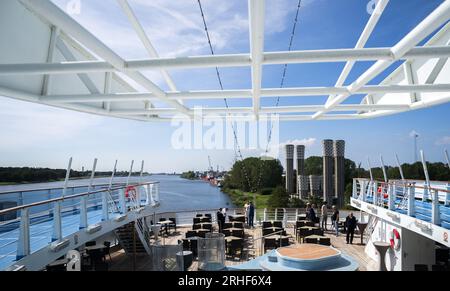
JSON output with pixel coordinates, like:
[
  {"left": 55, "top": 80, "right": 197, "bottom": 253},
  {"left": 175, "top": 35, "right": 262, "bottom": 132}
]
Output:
[
  {"left": 0, "top": 207, "right": 107, "bottom": 270},
  {"left": 365, "top": 196, "right": 450, "bottom": 230}
]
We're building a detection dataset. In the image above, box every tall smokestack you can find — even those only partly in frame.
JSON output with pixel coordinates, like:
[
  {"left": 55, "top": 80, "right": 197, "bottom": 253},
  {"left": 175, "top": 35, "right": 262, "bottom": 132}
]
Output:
[
  {"left": 285, "top": 145, "right": 295, "bottom": 195},
  {"left": 296, "top": 145, "right": 307, "bottom": 199},
  {"left": 309, "top": 175, "right": 322, "bottom": 198},
  {"left": 322, "top": 140, "right": 334, "bottom": 203},
  {"left": 334, "top": 140, "right": 346, "bottom": 207}
]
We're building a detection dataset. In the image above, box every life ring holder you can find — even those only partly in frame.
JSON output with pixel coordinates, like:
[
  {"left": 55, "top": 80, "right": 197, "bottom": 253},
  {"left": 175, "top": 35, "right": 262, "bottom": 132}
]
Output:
[
  {"left": 390, "top": 229, "right": 401, "bottom": 251},
  {"left": 125, "top": 186, "right": 137, "bottom": 200}
]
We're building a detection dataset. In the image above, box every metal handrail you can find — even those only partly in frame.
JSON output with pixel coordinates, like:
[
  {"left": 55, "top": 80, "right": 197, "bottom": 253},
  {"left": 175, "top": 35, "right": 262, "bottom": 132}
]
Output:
[
  {"left": 0, "top": 181, "right": 159, "bottom": 215},
  {"left": 0, "top": 182, "right": 130, "bottom": 196},
  {"left": 353, "top": 178, "right": 450, "bottom": 193}
]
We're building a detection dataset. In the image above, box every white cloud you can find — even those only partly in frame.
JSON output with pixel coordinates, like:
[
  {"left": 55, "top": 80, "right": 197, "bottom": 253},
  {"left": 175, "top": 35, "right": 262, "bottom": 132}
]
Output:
[
  {"left": 435, "top": 136, "right": 450, "bottom": 146},
  {"left": 0, "top": 97, "right": 102, "bottom": 149}
]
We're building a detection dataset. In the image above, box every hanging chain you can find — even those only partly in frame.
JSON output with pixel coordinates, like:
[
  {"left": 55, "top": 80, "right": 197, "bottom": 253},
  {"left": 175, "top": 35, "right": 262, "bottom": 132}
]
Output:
[
  {"left": 255, "top": 0, "right": 302, "bottom": 192},
  {"left": 197, "top": 0, "right": 253, "bottom": 192}
]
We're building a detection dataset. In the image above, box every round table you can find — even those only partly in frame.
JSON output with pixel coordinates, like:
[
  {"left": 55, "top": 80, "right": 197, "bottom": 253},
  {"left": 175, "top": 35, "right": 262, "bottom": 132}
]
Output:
[
  {"left": 357, "top": 222, "right": 368, "bottom": 245},
  {"left": 373, "top": 241, "right": 391, "bottom": 271}
]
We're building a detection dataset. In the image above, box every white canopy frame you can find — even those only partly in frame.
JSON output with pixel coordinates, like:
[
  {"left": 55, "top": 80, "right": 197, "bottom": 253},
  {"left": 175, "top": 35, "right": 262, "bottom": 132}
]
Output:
[{"left": 0, "top": 0, "right": 449, "bottom": 122}]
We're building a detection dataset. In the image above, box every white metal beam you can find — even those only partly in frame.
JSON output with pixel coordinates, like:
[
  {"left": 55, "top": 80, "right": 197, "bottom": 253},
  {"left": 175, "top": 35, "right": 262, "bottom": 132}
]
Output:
[
  {"left": 314, "top": 0, "right": 450, "bottom": 119},
  {"left": 40, "top": 83, "right": 450, "bottom": 103},
  {"left": 116, "top": 0, "right": 179, "bottom": 97},
  {"left": 325, "top": 0, "right": 389, "bottom": 107},
  {"left": 403, "top": 60, "right": 419, "bottom": 102},
  {"left": 3, "top": 46, "right": 450, "bottom": 76},
  {"left": 19, "top": 0, "right": 190, "bottom": 115},
  {"left": 42, "top": 26, "right": 60, "bottom": 96},
  {"left": 249, "top": 0, "right": 265, "bottom": 117}
]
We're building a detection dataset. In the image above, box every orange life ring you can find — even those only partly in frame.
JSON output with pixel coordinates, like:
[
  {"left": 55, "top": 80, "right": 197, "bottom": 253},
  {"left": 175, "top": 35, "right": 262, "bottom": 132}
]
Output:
[
  {"left": 390, "top": 229, "right": 401, "bottom": 251},
  {"left": 125, "top": 186, "right": 137, "bottom": 199}
]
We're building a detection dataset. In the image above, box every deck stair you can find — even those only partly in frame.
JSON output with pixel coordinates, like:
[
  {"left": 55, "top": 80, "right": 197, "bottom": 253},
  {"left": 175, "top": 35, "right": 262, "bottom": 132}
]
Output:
[{"left": 115, "top": 222, "right": 148, "bottom": 255}]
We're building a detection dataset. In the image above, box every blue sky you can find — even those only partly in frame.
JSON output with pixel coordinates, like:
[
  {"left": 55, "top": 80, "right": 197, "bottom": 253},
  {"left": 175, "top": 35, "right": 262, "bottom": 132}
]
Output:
[{"left": 0, "top": 0, "right": 449, "bottom": 172}]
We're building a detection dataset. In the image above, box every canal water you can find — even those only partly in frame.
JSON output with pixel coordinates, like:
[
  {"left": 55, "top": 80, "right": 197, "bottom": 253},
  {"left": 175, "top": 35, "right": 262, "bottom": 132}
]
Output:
[{"left": 0, "top": 175, "right": 234, "bottom": 216}]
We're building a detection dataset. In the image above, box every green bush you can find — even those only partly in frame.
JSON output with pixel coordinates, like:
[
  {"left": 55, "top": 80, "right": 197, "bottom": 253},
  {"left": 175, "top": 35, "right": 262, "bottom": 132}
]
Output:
[{"left": 260, "top": 188, "right": 273, "bottom": 196}]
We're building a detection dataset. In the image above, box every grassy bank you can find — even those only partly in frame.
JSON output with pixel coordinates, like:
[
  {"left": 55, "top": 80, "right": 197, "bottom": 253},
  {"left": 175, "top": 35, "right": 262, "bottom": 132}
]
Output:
[{"left": 222, "top": 188, "right": 271, "bottom": 209}]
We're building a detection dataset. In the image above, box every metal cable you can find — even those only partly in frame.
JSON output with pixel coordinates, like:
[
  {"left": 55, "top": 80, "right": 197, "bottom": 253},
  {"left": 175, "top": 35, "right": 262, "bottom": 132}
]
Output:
[
  {"left": 256, "top": 0, "right": 302, "bottom": 192},
  {"left": 197, "top": 0, "right": 253, "bottom": 191}
]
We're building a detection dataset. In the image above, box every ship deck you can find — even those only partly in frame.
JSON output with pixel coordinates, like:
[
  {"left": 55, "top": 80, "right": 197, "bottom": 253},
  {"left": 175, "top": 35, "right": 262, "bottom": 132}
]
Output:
[{"left": 107, "top": 224, "right": 377, "bottom": 271}]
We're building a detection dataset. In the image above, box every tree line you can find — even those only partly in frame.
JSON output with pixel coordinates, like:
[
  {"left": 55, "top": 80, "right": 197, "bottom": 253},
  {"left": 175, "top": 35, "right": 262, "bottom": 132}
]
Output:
[
  {"left": 222, "top": 156, "right": 450, "bottom": 209},
  {"left": 0, "top": 167, "right": 145, "bottom": 184}
]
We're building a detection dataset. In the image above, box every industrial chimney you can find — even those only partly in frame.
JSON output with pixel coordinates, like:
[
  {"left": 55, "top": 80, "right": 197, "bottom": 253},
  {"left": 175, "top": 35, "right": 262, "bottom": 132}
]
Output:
[
  {"left": 334, "top": 140, "right": 346, "bottom": 207},
  {"left": 296, "top": 145, "right": 308, "bottom": 199},
  {"left": 285, "top": 145, "right": 295, "bottom": 195},
  {"left": 322, "top": 140, "right": 334, "bottom": 203}
]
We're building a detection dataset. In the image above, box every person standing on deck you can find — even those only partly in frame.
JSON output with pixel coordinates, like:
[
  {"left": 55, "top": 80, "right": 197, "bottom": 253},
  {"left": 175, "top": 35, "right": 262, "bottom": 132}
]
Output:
[
  {"left": 217, "top": 208, "right": 224, "bottom": 233},
  {"left": 331, "top": 206, "right": 339, "bottom": 237},
  {"left": 248, "top": 202, "right": 255, "bottom": 228},
  {"left": 309, "top": 204, "right": 317, "bottom": 224},
  {"left": 345, "top": 212, "right": 357, "bottom": 244},
  {"left": 244, "top": 202, "right": 250, "bottom": 225},
  {"left": 305, "top": 203, "right": 312, "bottom": 221},
  {"left": 321, "top": 201, "right": 328, "bottom": 230}
]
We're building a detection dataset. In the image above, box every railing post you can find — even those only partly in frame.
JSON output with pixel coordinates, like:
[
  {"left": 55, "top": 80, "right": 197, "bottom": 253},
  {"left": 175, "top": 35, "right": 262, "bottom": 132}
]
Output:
[
  {"left": 119, "top": 188, "right": 127, "bottom": 214},
  {"left": 148, "top": 184, "right": 155, "bottom": 206},
  {"left": 446, "top": 183, "right": 450, "bottom": 207},
  {"left": 388, "top": 183, "right": 395, "bottom": 210},
  {"left": 295, "top": 208, "right": 299, "bottom": 220},
  {"left": 52, "top": 201, "right": 62, "bottom": 242},
  {"left": 102, "top": 191, "right": 109, "bottom": 221},
  {"left": 352, "top": 180, "right": 357, "bottom": 199},
  {"left": 408, "top": 184, "right": 415, "bottom": 217},
  {"left": 432, "top": 189, "right": 441, "bottom": 226},
  {"left": 16, "top": 208, "right": 30, "bottom": 260},
  {"left": 283, "top": 208, "right": 287, "bottom": 227},
  {"left": 263, "top": 208, "right": 267, "bottom": 221},
  {"left": 361, "top": 181, "right": 367, "bottom": 202},
  {"left": 423, "top": 183, "right": 429, "bottom": 202},
  {"left": 275, "top": 208, "right": 278, "bottom": 221}
]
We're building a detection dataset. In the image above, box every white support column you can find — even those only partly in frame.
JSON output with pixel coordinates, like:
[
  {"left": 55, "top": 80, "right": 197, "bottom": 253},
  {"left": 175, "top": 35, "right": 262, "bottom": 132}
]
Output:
[
  {"left": 361, "top": 180, "right": 367, "bottom": 202},
  {"left": 263, "top": 208, "right": 267, "bottom": 222},
  {"left": 431, "top": 189, "right": 441, "bottom": 225},
  {"left": 248, "top": 0, "right": 265, "bottom": 118},
  {"left": 420, "top": 150, "right": 431, "bottom": 201},
  {"left": 108, "top": 160, "right": 118, "bottom": 190},
  {"left": 16, "top": 208, "right": 30, "bottom": 260},
  {"left": 61, "top": 157, "right": 72, "bottom": 198},
  {"left": 104, "top": 72, "right": 112, "bottom": 111},
  {"left": 446, "top": 184, "right": 450, "bottom": 207},
  {"left": 388, "top": 183, "right": 395, "bottom": 210},
  {"left": 42, "top": 25, "right": 60, "bottom": 96},
  {"left": 119, "top": 188, "right": 127, "bottom": 214},
  {"left": 380, "top": 155, "right": 388, "bottom": 183},
  {"left": 408, "top": 184, "right": 416, "bottom": 217},
  {"left": 101, "top": 190, "right": 109, "bottom": 221},
  {"left": 395, "top": 154, "right": 405, "bottom": 181},
  {"left": 403, "top": 61, "right": 419, "bottom": 103},
  {"left": 80, "top": 158, "right": 97, "bottom": 229},
  {"left": 126, "top": 160, "right": 134, "bottom": 186},
  {"left": 52, "top": 201, "right": 62, "bottom": 242}
]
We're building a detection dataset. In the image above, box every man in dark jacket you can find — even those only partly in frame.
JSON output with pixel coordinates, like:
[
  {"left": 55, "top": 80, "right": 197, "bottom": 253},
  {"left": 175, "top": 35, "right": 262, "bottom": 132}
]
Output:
[
  {"left": 217, "top": 208, "right": 224, "bottom": 233},
  {"left": 345, "top": 212, "right": 357, "bottom": 244},
  {"left": 248, "top": 202, "right": 255, "bottom": 228}
]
